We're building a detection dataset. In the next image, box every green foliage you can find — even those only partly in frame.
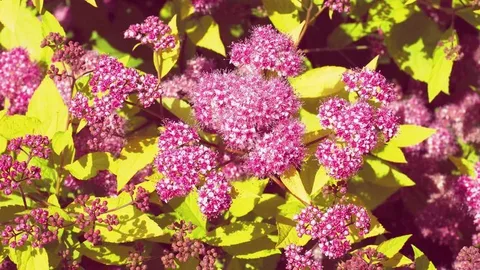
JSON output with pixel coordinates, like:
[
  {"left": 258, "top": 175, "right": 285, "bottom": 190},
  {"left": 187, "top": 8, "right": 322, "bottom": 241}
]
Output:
[
  {"left": 229, "top": 178, "right": 269, "bottom": 217},
  {"left": 64, "top": 152, "right": 115, "bottom": 180},
  {"left": 377, "top": 234, "right": 412, "bottom": 258},
  {"left": 412, "top": 245, "right": 437, "bottom": 270},
  {"left": 186, "top": 15, "right": 226, "bottom": 56},
  {"left": 388, "top": 125, "right": 437, "bottom": 148},
  {"left": 203, "top": 222, "right": 276, "bottom": 247},
  {"left": 289, "top": 66, "right": 346, "bottom": 98}
]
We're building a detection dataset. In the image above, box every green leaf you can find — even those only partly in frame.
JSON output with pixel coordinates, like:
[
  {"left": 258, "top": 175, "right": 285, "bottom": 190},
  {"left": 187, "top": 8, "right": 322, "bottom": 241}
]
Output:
[
  {"left": 405, "top": 0, "right": 416, "bottom": 4},
  {"left": 385, "top": 12, "right": 441, "bottom": 83},
  {"left": 203, "top": 222, "right": 276, "bottom": 246},
  {"left": 90, "top": 31, "right": 142, "bottom": 68},
  {"left": 27, "top": 77, "right": 69, "bottom": 138},
  {"left": 32, "top": 0, "right": 43, "bottom": 13},
  {"left": 41, "top": 11, "right": 66, "bottom": 37},
  {"left": 412, "top": 245, "right": 436, "bottom": 270},
  {"left": 377, "top": 234, "right": 412, "bottom": 258},
  {"left": 0, "top": 115, "right": 41, "bottom": 140},
  {"left": 310, "top": 167, "right": 330, "bottom": 197},
  {"left": 52, "top": 128, "right": 73, "bottom": 156},
  {"left": 276, "top": 216, "right": 310, "bottom": 248},
  {"left": 372, "top": 144, "right": 407, "bottom": 163},
  {"left": 115, "top": 129, "right": 158, "bottom": 192},
  {"left": 186, "top": 16, "right": 225, "bottom": 56},
  {"left": 252, "top": 193, "right": 285, "bottom": 219},
  {"left": 64, "top": 152, "right": 115, "bottom": 180},
  {"left": 383, "top": 253, "right": 414, "bottom": 268},
  {"left": 327, "top": 23, "right": 368, "bottom": 49},
  {"left": 365, "top": 55, "right": 380, "bottom": 70},
  {"left": 10, "top": 246, "right": 49, "bottom": 270},
  {"left": 85, "top": 0, "right": 98, "bottom": 7},
  {"left": 161, "top": 97, "right": 194, "bottom": 125},
  {"left": 154, "top": 15, "right": 181, "bottom": 78},
  {"left": 289, "top": 66, "right": 346, "bottom": 98},
  {"left": 455, "top": 8, "right": 480, "bottom": 31},
  {"left": 427, "top": 28, "right": 457, "bottom": 101},
  {"left": 280, "top": 166, "right": 311, "bottom": 204},
  {"left": 170, "top": 191, "right": 207, "bottom": 233},
  {"left": 225, "top": 235, "right": 281, "bottom": 259},
  {"left": 80, "top": 242, "right": 130, "bottom": 265},
  {"left": 449, "top": 156, "right": 476, "bottom": 176},
  {"left": 348, "top": 210, "right": 386, "bottom": 243},
  {"left": 262, "top": 0, "right": 301, "bottom": 33},
  {"left": 388, "top": 125, "right": 436, "bottom": 148},
  {"left": 229, "top": 178, "right": 269, "bottom": 217},
  {"left": 97, "top": 196, "right": 164, "bottom": 243},
  {"left": 0, "top": 136, "right": 6, "bottom": 154},
  {"left": 278, "top": 194, "right": 306, "bottom": 219}
]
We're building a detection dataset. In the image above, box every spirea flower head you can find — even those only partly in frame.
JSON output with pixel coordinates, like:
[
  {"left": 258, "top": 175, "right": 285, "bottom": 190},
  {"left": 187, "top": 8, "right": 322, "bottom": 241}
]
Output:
[
  {"left": 245, "top": 119, "right": 305, "bottom": 177},
  {"left": 424, "top": 125, "right": 458, "bottom": 160},
  {"left": 342, "top": 68, "right": 397, "bottom": 104},
  {"left": 323, "top": 0, "right": 351, "bottom": 13},
  {"left": 124, "top": 16, "right": 176, "bottom": 52},
  {"left": 388, "top": 95, "right": 432, "bottom": 126},
  {"left": 0, "top": 155, "right": 41, "bottom": 195},
  {"left": 375, "top": 106, "right": 399, "bottom": 142},
  {"left": 8, "top": 135, "right": 51, "bottom": 159},
  {"left": 158, "top": 121, "right": 200, "bottom": 152},
  {"left": 316, "top": 139, "right": 364, "bottom": 180},
  {"left": 284, "top": 244, "right": 323, "bottom": 270},
  {"left": 185, "top": 56, "right": 215, "bottom": 78},
  {"left": 457, "top": 164, "right": 480, "bottom": 226},
  {"left": 191, "top": 0, "right": 224, "bottom": 14},
  {"left": 229, "top": 25, "right": 303, "bottom": 77},
  {"left": 0, "top": 48, "right": 42, "bottom": 114},
  {"left": 191, "top": 72, "right": 300, "bottom": 149},
  {"left": 294, "top": 204, "right": 370, "bottom": 259},
  {"left": 197, "top": 172, "right": 232, "bottom": 219},
  {"left": 454, "top": 246, "right": 480, "bottom": 270},
  {"left": 137, "top": 73, "right": 160, "bottom": 108}
]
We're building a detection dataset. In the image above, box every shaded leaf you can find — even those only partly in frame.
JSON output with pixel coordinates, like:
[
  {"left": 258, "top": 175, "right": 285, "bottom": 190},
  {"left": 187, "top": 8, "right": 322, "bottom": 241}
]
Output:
[
  {"left": 377, "top": 234, "right": 412, "bottom": 258},
  {"left": 80, "top": 242, "right": 130, "bottom": 265},
  {"left": 186, "top": 16, "right": 225, "bottom": 56},
  {"left": 203, "top": 222, "right": 276, "bottom": 246},
  {"left": 64, "top": 152, "right": 115, "bottom": 180},
  {"left": 230, "top": 178, "right": 268, "bottom": 217},
  {"left": 280, "top": 166, "right": 311, "bottom": 204}
]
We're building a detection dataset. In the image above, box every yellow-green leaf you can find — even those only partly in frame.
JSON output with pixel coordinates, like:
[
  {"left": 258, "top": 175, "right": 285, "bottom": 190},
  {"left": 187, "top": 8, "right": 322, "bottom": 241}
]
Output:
[
  {"left": 449, "top": 156, "right": 476, "bottom": 176},
  {"left": 310, "top": 167, "right": 330, "bottom": 197},
  {"left": 365, "top": 55, "right": 379, "bottom": 70},
  {"left": 80, "top": 241, "right": 130, "bottom": 265},
  {"left": 383, "top": 253, "right": 414, "bottom": 268},
  {"left": 41, "top": 11, "right": 66, "bottom": 37},
  {"left": 203, "top": 222, "right": 276, "bottom": 246},
  {"left": 412, "top": 245, "right": 436, "bottom": 270},
  {"left": 428, "top": 28, "right": 457, "bottom": 101},
  {"left": 162, "top": 97, "right": 194, "bottom": 125},
  {"left": 372, "top": 144, "right": 407, "bottom": 163},
  {"left": 85, "top": 0, "right": 98, "bottom": 7},
  {"left": 64, "top": 152, "right": 115, "bottom": 180},
  {"left": 289, "top": 66, "right": 346, "bottom": 98},
  {"left": 115, "top": 130, "right": 158, "bottom": 192},
  {"left": 377, "top": 234, "right": 412, "bottom": 258},
  {"left": 0, "top": 136, "right": 7, "bottom": 154},
  {"left": 170, "top": 191, "right": 207, "bottom": 233},
  {"left": 186, "top": 15, "right": 225, "bottom": 56},
  {"left": 276, "top": 216, "right": 310, "bottom": 248},
  {"left": 0, "top": 115, "right": 42, "bottom": 140},
  {"left": 262, "top": 0, "right": 301, "bottom": 33},
  {"left": 348, "top": 210, "right": 385, "bottom": 243},
  {"left": 11, "top": 246, "right": 49, "bottom": 270},
  {"left": 288, "top": 21, "right": 305, "bottom": 45},
  {"left": 154, "top": 15, "right": 181, "bottom": 78},
  {"left": 389, "top": 125, "right": 436, "bottom": 148},
  {"left": 230, "top": 178, "right": 269, "bottom": 217},
  {"left": 280, "top": 166, "right": 311, "bottom": 204},
  {"left": 27, "top": 77, "right": 69, "bottom": 138},
  {"left": 52, "top": 127, "right": 74, "bottom": 156},
  {"left": 405, "top": 0, "right": 416, "bottom": 4},
  {"left": 32, "top": 0, "right": 44, "bottom": 13}
]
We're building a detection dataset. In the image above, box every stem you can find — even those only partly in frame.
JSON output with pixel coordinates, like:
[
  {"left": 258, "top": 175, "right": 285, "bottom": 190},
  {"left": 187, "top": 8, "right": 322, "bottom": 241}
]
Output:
[
  {"left": 305, "top": 135, "right": 328, "bottom": 147},
  {"left": 296, "top": 3, "right": 326, "bottom": 47},
  {"left": 302, "top": 45, "right": 369, "bottom": 53},
  {"left": 106, "top": 201, "right": 134, "bottom": 213},
  {"left": 269, "top": 174, "right": 310, "bottom": 206},
  {"left": 19, "top": 185, "right": 28, "bottom": 209}
]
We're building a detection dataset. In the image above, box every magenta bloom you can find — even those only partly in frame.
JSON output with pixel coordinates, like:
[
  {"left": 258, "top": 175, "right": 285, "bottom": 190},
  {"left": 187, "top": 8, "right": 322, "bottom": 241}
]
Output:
[
  {"left": 284, "top": 244, "right": 323, "bottom": 270},
  {"left": 191, "top": 72, "right": 300, "bottom": 150},
  {"left": 185, "top": 56, "right": 215, "bottom": 78},
  {"left": 316, "top": 139, "right": 364, "bottom": 180},
  {"left": 0, "top": 48, "right": 42, "bottom": 115},
  {"left": 323, "top": 0, "right": 351, "bottom": 13},
  {"left": 424, "top": 125, "right": 458, "bottom": 160},
  {"left": 229, "top": 25, "right": 303, "bottom": 77},
  {"left": 124, "top": 16, "right": 176, "bottom": 52},
  {"left": 245, "top": 119, "right": 305, "bottom": 177},
  {"left": 375, "top": 106, "right": 400, "bottom": 142},
  {"left": 197, "top": 172, "right": 232, "bottom": 219},
  {"left": 388, "top": 95, "right": 432, "bottom": 126},
  {"left": 294, "top": 204, "right": 370, "bottom": 259},
  {"left": 454, "top": 246, "right": 480, "bottom": 270},
  {"left": 342, "top": 68, "right": 397, "bottom": 104},
  {"left": 158, "top": 121, "right": 200, "bottom": 152},
  {"left": 191, "top": 0, "right": 223, "bottom": 13}
]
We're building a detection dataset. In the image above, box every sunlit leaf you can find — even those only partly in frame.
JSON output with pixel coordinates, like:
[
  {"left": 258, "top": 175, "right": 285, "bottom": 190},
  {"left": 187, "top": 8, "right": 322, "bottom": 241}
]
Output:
[
  {"left": 289, "top": 66, "right": 346, "bottom": 98},
  {"left": 377, "top": 234, "right": 412, "bottom": 258},
  {"left": 65, "top": 152, "right": 115, "bottom": 180},
  {"left": 388, "top": 125, "right": 436, "bottom": 148},
  {"left": 186, "top": 15, "right": 225, "bottom": 56}
]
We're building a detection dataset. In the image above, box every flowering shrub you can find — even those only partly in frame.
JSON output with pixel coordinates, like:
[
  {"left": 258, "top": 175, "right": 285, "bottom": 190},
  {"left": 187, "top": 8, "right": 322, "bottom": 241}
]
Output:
[{"left": 0, "top": 0, "right": 479, "bottom": 269}]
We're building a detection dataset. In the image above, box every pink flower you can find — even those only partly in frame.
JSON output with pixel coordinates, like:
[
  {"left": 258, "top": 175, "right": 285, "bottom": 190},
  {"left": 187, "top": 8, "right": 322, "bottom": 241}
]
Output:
[
  {"left": 124, "top": 16, "right": 176, "bottom": 52},
  {"left": 284, "top": 244, "right": 323, "bottom": 270},
  {"left": 230, "top": 25, "right": 303, "bottom": 77},
  {"left": 191, "top": 0, "right": 223, "bottom": 13},
  {"left": 197, "top": 172, "right": 232, "bottom": 219},
  {"left": 316, "top": 139, "right": 364, "bottom": 180},
  {"left": 342, "top": 68, "right": 397, "bottom": 104}
]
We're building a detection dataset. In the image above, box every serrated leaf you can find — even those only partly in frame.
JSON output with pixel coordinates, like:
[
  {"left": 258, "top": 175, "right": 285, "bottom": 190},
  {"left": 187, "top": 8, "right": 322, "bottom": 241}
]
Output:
[
  {"left": 377, "top": 234, "right": 412, "bottom": 258},
  {"left": 170, "top": 191, "right": 207, "bottom": 233},
  {"left": 26, "top": 77, "right": 69, "bottom": 138},
  {"left": 389, "top": 125, "right": 436, "bottom": 148},
  {"left": 383, "top": 253, "right": 414, "bottom": 268},
  {"left": 412, "top": 245, "right": 436, "bottom": 270},
  {"left": 80, "top": 241, "right": 130, "bottom": 265},
  {"left": 280, "top": 166, "right": 311, "bottom": 204},
  {"left": 203, "top": 222, "right": 276, "bottom": 246},
  {"left": 186, "top": 16, "right": 225, "bottom": 56},
  {"left": 64, "top": 152, "right": 114, "bottom": 180},
  {"left": 230, "top": 178, "right": 268, "bottom": 217},
  {"left": 11, "top": 246, "right": 49, "bottom": 270},
  {"left": 0, "top": 115, "right": 42, "bottom": 140},
  {"left": 115, "top": 129, "right": 158, "bottom": 192},
  {"left": 289, "top": 66, "right": 346, "bottom": 98},
  {"left": 262, "top": 0, "right": 301, "bottom": 33},
  {"left": 372, "top": 144, "right": 407, "bottom": 163},
  {"left": 327, "top": 23, "right": 368, "bottom": 49},
  {"left": 428, "top": 28, "right": 457, "bottom": 101}
]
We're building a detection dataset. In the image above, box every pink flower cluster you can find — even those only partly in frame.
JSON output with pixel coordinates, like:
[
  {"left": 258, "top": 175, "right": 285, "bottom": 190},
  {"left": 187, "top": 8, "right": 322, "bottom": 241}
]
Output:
[
  {"left": 457, "top": 163, "right": 480, "bottom": 245},
  {"left": 323, "top": 0, "right": 351, "bottom": 13},
  {"left": 0, "top": 48, "right": 42, "bottom": 114},
  {"left": 284, "top": 244, "right": 323, "bottom": 270},
  {"left": 197, "top": 172, "right": 232, "bottom": 218},
  {"left": 342, "top": 68, "right": 397, "bottom": 104},
  {"left": 229, "top": 25, "right": 303, "bottom": 77},
  {"left": 70, "top": 55, "right": 160, "bottom": 125},
  {"left": 8, "top": 135, "right": 51, "bottom": 159},
  {"left": 124, "top": 16, "right": 176, "bottom": 52},
  {"left": 191, "top": 72, "right": 300, "bottom": 150},
  {"left": 337, "top": 247, "right": 386, "bottom": 269},
  {"left": 316, "top": 97, "right": 398, "bottom": 179},
  {"left": 1, "top": 209, "right": 64, "bottom": 248},
  {"left": 294, "top": 204, "right": 370, "bottom": 259},
  {"left": 454, "top": 246, "right": 480, "bottom": 270},
  {"left": 191, "top": 0, "right": 224, "bottom": 14}
]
